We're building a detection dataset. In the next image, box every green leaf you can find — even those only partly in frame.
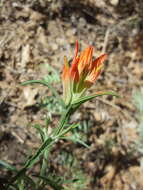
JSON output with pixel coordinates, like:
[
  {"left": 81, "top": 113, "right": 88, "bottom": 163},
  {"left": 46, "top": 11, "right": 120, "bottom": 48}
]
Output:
[
  {"left": 33, "top": 124, "right": 45, "bottom": 142},
  {"left": 9, "top": 185, "right": 18, "bottom": 190},
  {"left": 21, "top": 79, "right": 65, "bottom": 107},
  {"left": 61, "top": 136, "right": 89, "bottom": 148},
  {"left": 43, "top": 65, "right": 60, "bottom": 84},
  {"left": 133, "top": 90, "right": 143, "bottom": 112},
  {"left": 72, "top": 91, "right": 120, "bottom": 106},
  {"left": 57, "top": 123, "right": 79, "bottom": 138},
  {"left": 8, "top": 137, "right": 54, "bottom": 188},
  {"left": 0, "top": 160, "right": 17, "bottom": 172}
]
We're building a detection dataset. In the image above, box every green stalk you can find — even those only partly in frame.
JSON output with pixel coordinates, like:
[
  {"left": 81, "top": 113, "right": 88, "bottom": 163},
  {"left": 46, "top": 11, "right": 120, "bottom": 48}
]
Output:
[
  {"left": 40, "top": 150, "right": 49, "bottom": 176},
  {"left": 38, "top": 149, "right": 49, "bottom": 189},
  {"left": 7, "top": 106, "right": 73, "bottom": 188},
  {"left": 7, "top": 137, "right": 54, "bottom": 188},
  {"left": 52, "top": 104, "right": 72, "bottom": 136}
]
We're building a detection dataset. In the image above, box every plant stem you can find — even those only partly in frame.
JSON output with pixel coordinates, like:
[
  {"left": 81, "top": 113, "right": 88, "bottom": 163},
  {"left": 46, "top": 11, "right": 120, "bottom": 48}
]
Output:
[
  {"left": 7, "top": 105, "right": 73, "bottom": 188},
  {"left": 38, "top": 149, "right": 49, "bottom": 189},
  {"left": 52, "top": 105, "right": 72, "bottom": 136}
]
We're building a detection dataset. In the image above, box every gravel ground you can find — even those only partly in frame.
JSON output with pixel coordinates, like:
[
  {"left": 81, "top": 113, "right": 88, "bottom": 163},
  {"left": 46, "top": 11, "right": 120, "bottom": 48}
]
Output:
[{"left": 0, "top": 0, "right": 143, "bottom": 189}]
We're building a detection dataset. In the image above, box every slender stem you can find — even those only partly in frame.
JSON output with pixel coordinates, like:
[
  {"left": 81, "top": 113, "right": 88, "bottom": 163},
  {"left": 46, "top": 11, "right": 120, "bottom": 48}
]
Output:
[
  {"left": 7, "top": 138, "right": 54, "bottom": 188},
  {"left": 40, "top": 150, "right": 49, "bottom": 176},
  {"left": 52, "top": 105, "right": 72, "bottom": 136},
  {"left": 7, "top": 106, "right": 73, "bottom": 188},
  {"left": 38, "top": 127, "right": 51, "bottom": 187},
  {"left": 38, "top": 149, "right": 49, "bottom": 189}
]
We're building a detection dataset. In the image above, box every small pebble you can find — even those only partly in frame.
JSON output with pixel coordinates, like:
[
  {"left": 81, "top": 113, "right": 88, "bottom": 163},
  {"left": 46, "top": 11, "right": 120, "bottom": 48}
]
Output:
[
  {"left": 110, "top": 0, "right": 119, "bottom": 6},
  {"left": 51, "top": 43, "right": 58, "bottom": 51}
]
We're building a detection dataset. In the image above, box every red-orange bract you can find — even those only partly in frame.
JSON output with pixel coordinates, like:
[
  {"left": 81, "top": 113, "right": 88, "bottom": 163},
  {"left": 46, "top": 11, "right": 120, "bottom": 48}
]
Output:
[{"left": 62, "top": 41, "right": 107, "bottom": 105}]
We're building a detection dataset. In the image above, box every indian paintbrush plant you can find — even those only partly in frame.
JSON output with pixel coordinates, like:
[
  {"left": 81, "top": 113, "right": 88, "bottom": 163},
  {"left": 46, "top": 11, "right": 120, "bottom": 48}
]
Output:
[{"left": 1, "top": 41, "right": 119, "bottom": 190}]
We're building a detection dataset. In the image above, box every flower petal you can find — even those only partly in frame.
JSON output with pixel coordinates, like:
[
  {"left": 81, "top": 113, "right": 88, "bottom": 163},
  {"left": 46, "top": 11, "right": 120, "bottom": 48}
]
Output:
[
  {"left": 86, "top": 54, "right": 107, "bottom": 85},
  {"left": 70, "top": 58, "right": 79, "bottom": 83},
  {"left": 78, "top": 46, "right": 93, "bottom": 74}
]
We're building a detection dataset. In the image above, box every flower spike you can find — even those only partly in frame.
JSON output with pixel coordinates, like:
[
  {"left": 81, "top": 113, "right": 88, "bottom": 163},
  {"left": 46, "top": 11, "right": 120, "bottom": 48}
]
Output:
[{"left": 62, "top": 41, "right": 107, "bottom": 105}]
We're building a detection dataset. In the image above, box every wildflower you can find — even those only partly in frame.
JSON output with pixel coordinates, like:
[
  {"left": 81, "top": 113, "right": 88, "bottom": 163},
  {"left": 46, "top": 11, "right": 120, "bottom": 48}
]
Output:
[{"left": 62, "top": 41, "right": 107, "bottom": 105}]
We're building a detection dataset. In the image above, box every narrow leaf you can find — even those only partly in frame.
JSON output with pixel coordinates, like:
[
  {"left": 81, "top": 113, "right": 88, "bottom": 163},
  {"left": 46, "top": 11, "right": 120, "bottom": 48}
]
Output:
[
  {"left": 0, "top": 160, "right": 17, "bottom": 172},
  {"left": 33, "top": 124, "right": 45, "bottom": 142},
  {"left": 21, "top": 80, "right": 65, "bottom": 107},
  {"left": 72, "top": 91, "right": 120, "bottom": 106},
  {"left": 8, "top": 137, "right": 54, "bottom": 187},
  {"left": 61, "top": 136, "right": 89, "bottom": 148},
  {"left": 57, "top": 123, "right": 79, "bottom": 138}
]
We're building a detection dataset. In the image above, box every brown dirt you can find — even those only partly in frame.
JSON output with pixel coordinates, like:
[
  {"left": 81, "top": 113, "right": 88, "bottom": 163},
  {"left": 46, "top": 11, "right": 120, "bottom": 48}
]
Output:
[{"left": 0, "top": 0, "right": 143, "bottom": 189}]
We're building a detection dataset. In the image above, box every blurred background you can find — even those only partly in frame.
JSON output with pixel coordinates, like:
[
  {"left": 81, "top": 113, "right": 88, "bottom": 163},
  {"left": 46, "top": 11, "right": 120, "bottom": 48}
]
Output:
[{"left": 0, "top": 0, "right": 143, "bottom": 189}]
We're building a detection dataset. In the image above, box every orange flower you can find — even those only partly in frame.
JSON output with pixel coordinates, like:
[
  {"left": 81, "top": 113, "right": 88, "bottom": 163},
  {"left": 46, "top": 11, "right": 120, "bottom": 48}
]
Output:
[{"left": 62, "top": 41, "right": 107, "bottom": 105}]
